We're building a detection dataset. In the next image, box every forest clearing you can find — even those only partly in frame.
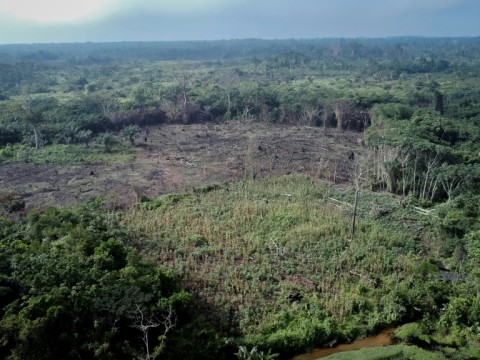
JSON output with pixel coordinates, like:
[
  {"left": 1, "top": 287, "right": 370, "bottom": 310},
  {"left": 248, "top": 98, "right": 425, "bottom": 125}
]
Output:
[
  {"left": 1, "top": 37, "right": 480, "bottom": 359},
  {"left": 0, "top": 122, "right": 360, "bottom": 213}
]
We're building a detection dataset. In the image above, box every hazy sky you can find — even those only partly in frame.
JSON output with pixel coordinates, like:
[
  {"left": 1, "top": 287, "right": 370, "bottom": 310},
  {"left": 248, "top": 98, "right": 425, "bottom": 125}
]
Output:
[{"left": 0, "top": 0, "right": 478, "bottom": 44}]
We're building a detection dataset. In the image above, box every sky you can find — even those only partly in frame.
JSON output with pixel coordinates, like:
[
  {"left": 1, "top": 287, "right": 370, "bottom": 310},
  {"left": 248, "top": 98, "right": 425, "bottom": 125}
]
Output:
[{"left": 0, "top": 0, "right": 478, "bottom": 44}]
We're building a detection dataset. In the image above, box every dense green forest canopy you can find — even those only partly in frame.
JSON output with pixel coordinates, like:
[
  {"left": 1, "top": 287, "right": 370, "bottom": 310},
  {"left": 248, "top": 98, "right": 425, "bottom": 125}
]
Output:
[
  {"left": 1, "top": 37, "right": 480, "bottom": 149},
  {"left": 1, "top": 37, "right": 480, "bottom": 62},
  {"left": 1, "top": 37, "right": 480, "bottom": 359}
]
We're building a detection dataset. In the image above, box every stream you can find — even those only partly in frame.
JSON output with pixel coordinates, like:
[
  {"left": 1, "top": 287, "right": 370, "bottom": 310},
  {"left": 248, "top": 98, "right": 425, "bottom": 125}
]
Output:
[{"left": 291, "top": 327, "right": 397, "bottom": 360}]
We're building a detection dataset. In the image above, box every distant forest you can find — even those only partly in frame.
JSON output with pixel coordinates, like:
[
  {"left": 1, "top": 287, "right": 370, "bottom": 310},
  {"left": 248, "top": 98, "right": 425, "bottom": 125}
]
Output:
[
  {"left": 1, "top": 37, "right": 480, "bottom": 359},
  {"left": 1, "top": 37, "right": 479, "bottom": 63}
]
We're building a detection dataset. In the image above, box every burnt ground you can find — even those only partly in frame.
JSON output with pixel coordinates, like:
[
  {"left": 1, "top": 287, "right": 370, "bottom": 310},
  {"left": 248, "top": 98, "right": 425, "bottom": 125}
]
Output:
[{"left": 0, "top": 121, "right": 362, "bottom": 213}]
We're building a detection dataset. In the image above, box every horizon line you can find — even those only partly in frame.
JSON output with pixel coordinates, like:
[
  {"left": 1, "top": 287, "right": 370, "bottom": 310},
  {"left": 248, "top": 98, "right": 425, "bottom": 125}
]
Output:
[{"left": 1, "top": 35, "right": 479, "bottom": 47}]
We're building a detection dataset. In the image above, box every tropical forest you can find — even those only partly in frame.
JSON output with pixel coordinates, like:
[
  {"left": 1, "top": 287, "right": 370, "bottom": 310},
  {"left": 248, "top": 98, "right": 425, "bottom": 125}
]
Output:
[{"left": 1, "top": 37, "right": 480, "bottom": 359}]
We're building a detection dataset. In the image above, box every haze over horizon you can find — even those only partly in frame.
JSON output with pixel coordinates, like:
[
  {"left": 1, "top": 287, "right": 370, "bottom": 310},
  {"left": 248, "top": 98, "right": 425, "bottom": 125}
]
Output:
[{"left": 0, "top": 0, "right": 479, "bottom": 45}]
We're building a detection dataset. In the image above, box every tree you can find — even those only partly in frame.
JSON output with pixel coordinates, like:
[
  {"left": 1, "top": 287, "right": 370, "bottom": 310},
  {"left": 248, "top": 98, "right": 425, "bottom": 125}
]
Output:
[
  {"left": 22, "top": 96, "right": 43, "bottom": 149},
  {"left": 358, "top": 109, "right": 372, "bottom": 133},
  {"left": 97, "top": 132, "right": 117, "bottom": 152},
  {"left": 0, "top": 202, "right": 193, "bottom": 360},
  {"left": 301, "top": 104, "right": 321, "bottom": 126},
  {"left": 62, "top": 123, "right": 78, "bottom": 145},
  {"left": 437, "top": 163, "right": 472, "bottom": 202},
  {"left": 332, "top": 99, "right": 355, "bottom": 131},
  {"left": 351, "top": 153, "right": 368, "bottom": 239},
  {"left": 434, "top": 90, "right": 445, "bottom": 115},
  {"left": 160, "top": 100, "right": 183, "bottom": 123},
  {"left": 99, "top": 91, "right": 115, "bottom": 118},
  {"left": 322, "top": 102, "right": 332, "bottom": 131},
  {"left": 168, "top": 61, "right": 191, "bottom": 123},
  {"left": 217, "top": 68, "right": 241, "bottom": 118},
  {"left": 76, "top": 130, "right": 93, "bottom": 147},
  {"left": 133, "top": 305, "right": 176, "bottom": 360},
  {"left": 123, "top": 125, "right": 140, "bottom": 146}
]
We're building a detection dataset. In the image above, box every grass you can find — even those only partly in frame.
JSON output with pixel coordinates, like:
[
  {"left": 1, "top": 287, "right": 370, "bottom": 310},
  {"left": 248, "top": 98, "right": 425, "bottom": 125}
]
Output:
[
  {"left": 0, "top": 143, "right": 136, "bottom": 164},
  {"left": 321, "top": 345, "right": 446, "bottom": 360},
  {"left": 122, "top": 174, "right": 428, "bottom": 352}
]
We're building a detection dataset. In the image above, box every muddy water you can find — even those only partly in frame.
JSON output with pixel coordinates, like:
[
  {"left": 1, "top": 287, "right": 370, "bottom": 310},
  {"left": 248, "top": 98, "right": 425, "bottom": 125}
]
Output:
[{"left": 291, "top": 327, "right": 397, "bottom": 360}]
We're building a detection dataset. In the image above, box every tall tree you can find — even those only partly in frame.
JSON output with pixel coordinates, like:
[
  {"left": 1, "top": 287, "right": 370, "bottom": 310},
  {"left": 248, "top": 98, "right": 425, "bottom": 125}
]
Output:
[
  {"left": 217, "top": 68, "right": 241, "bottom": 118},
  {"left": 332, "top": 99, "right": 355, "bottom": 131},
  {"left": 168, "top": 61, "right": 191, "bottom": 123},
  {"left": 434, "top": 90, "right": 445, "bottom": 115},
  {"left": 22, "top": 96, "right": 43, "bottom": 150}
]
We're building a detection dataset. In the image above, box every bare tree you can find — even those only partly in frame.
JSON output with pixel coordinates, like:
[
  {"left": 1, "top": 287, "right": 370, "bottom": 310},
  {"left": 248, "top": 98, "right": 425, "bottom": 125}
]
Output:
[
  {"left": 160, "top": 100, "right": 182, "bottom": 123},
  {"left": 438, "top": 164, "right": 468, "bottom": 202},
  {"left": 99, "top": 91, "right": 115, "bottom": 118},
  {"left": 368, "top": 145, "right": 400, "bottom": 192},
  {"left": 301, "top": 104, "right": 320, "bottom": 126},
  {"left": 398, "top": 152, "right": 411, "bottom": 198},
  {"left": 357, "top": 109, "right": 371, "bottom": 132},
  {"left": 168, "top": 61, "right": 191, "bottom": 123},
  {"left": 244, "top": 135, "right": 260, "bottom": 180},
  {"left": 421, "top": 152, "right": 442, "bottom": 201},
  {"left": 351, "top": 153, "right": 365, "bottom": 239},
  {"left": 132, "top": 305, "right": 176, "bottom": 360},
  {"left": 217, "top": 68, "right": 241, "bottom": 117},
  {"left": 200, "top": 105, "right": 214, "bottom": 122},
  {"left": 322, "top": 103, "right": 332, "bottom": 131},
  {"left": 22, "top": 96, "right": 43, "bottom": 149},
  {"left": 332, "top": 99, "right": 355, "bottom": 131}
]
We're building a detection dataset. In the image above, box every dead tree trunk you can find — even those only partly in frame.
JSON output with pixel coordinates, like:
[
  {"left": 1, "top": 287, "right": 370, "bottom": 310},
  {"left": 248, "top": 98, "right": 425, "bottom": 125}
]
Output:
[
  {"left": 351, "top": 187, "right": 359, "bottom": 239},
  {"left": 333, "top": 99, "right": 354, "bottom": 131},
  {"left": 351, "top": 153, "right": 364, "bottom": 239}
]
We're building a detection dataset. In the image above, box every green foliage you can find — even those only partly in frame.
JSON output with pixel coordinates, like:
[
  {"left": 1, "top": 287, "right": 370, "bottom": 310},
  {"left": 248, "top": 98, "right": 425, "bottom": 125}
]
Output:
[
  {"left": 97, "top": 132, "right": 118, "bottom": 153},
  {"left": 141, "top": 193, "right": 190, "bottom": 211},
  {"left": 0, "top": 201, "right": 205, "bottom": 359},
  {"left": 122, "top": 124, "right": 140, "bottom": 146},
  {"left": 124, "top": 175, "right": 470, "bottom": 356},
  {"left": 76, "top": 129, "right": 93, "bottom": 147},
  {"left": 322, "top": 345, "right": 446, "bottom": 360},
  {"left": 0, "top": 143, "right": 135, "bottom": 164},
  {"left": 235, "top": 345, "right": 278, "bottom": 360},
  {"left": 394, "top": 323, "right": 432, "bottom": 344},
  {"left": 1, "top": 39, "right": 480, "bottom": 358},
  {"left": 437, "top": 193, "right": 480, "bottom": 238},
  {"left": 0, "top": 193, "right": 25, "bottom": 213},
  {"left": 161, "top": 316, "right": 228, "bottom": 359}
]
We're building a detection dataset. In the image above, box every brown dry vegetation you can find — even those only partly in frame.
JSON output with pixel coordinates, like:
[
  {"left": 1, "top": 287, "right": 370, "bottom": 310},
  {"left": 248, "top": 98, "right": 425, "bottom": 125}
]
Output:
[{"left": 0, "top": 121, "right": 361, "bottom": 213}]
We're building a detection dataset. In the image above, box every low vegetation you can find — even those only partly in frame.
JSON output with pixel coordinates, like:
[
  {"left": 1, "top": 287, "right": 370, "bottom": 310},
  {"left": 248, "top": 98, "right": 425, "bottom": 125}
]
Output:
[
  {"left": 322, "top": 345, "right": 446, "bottom": 360},
  {"left": 1, "top": 37, "right": 480, "bottom": 358}
]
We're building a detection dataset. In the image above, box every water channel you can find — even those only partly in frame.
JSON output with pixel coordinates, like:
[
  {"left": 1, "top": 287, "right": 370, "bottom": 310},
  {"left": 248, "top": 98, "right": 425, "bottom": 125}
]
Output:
[{"left": 291, "top": 327, "right": 397, "bottom": 360}]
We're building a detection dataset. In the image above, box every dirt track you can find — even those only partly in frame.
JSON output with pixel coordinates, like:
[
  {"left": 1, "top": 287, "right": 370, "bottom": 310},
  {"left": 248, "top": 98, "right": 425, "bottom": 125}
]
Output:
[{"left": 0, "top": 122, "right": 362, "bottom": 212}]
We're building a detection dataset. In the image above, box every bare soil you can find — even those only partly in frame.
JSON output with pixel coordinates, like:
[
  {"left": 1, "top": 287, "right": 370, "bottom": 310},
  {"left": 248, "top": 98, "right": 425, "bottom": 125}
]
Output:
[{"left": 0, "top": 121, "right": 362, "bottom": 213}]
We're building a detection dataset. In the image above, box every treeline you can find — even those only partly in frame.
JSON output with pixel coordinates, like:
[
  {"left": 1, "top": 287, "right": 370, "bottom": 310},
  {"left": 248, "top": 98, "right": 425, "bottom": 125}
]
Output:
[
  {"left": 2, "top": 179, "right": 480, "bottom": 359},
  {"left": 2, "top": 39, "right": 480, "bottom": 154},
  {"left": 1, "top": 38, "right": 480, "bottom": 359},
  {"left": 1, "top": 37, "right": 480, "bottom": 62},
  {"left": 0, "top": 199, "right": 227, "bottom": 359}
]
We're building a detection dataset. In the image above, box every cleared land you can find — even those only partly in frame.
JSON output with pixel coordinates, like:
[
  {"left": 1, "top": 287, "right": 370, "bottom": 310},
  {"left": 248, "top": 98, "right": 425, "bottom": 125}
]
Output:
[{"left": 0, "top": 121, "right": 361, "bottom": 212}]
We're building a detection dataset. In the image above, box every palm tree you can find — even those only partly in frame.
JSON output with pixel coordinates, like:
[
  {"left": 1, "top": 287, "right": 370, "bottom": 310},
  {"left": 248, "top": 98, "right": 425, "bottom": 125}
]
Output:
[
  {"left": 97, "top": 132, "right": 117, "bottom": 153},
  {"left": 76, "top": 130, "right": 93, "bottom": 147},
  {"left": 122, "top": 125, "right": 140, "bottom": 146}
]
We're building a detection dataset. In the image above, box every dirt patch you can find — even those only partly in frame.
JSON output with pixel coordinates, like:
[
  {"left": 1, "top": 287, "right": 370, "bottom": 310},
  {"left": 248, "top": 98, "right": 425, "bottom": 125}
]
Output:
[{"left": 0, "top": 121, "right": 362, "bottom": 212}]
